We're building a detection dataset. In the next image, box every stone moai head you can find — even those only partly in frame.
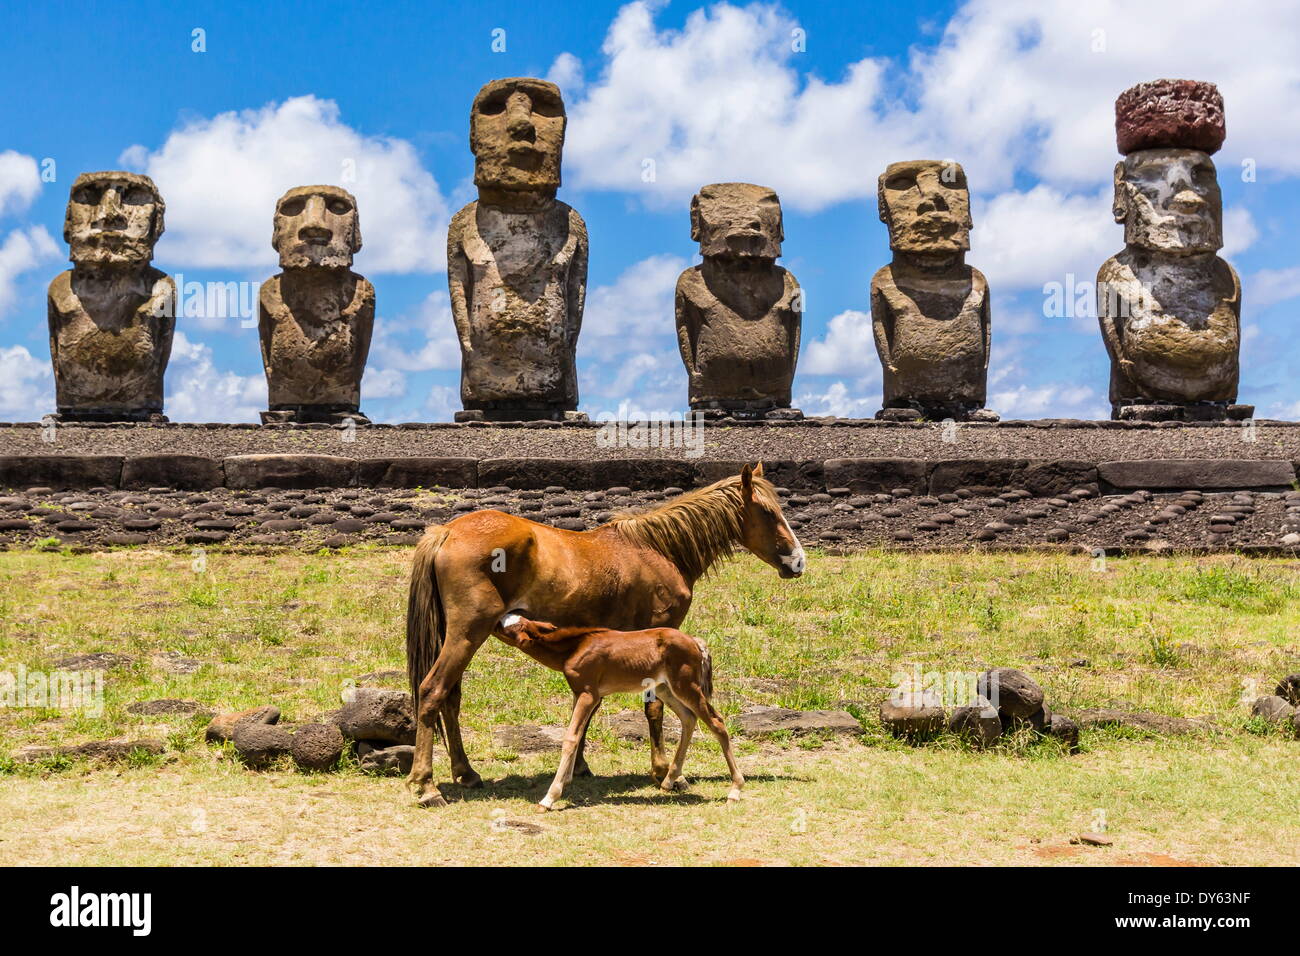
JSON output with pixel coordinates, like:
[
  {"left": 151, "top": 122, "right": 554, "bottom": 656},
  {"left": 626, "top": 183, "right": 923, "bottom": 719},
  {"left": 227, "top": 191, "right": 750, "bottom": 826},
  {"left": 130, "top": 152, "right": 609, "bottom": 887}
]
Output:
[
  {"left": 272, "top": 185, "right": 362, "bottom": 270},
  {"left": 470, "top": 77, "right": 566, "bottom": 195},
  {"left": 690, "top": 182, "right": 783, "bottom": 259},
  {"left": 63, "top": 171, "right": 165, "bottom": 267},
  {"left": 1112, "top": 80, "right": 1226, "bottom": 255},
  {"left": 877, "top": 160, "right": 971, "bottom": 255}
]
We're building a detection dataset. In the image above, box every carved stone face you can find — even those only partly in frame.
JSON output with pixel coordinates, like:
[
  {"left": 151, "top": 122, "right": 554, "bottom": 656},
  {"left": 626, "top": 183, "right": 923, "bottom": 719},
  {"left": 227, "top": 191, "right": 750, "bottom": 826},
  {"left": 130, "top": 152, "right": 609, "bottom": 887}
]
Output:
[
  {"left": 690, "top": 183, "right": 783, "bottom": 259},
  {"left": 1114, "top": 149, "right": 1222, "bottom": 254},
  {"left": 273, "top": 185, "right": 361, "bottom": 269},
  {"left": 470, "top": 77, "right": 566, "bottom": 194},
  {"left": 64, "top": 171, "right": 164, "bottom": 266},
  {"left": 878, "top": 160, "right": 971, "bottom": 255}
]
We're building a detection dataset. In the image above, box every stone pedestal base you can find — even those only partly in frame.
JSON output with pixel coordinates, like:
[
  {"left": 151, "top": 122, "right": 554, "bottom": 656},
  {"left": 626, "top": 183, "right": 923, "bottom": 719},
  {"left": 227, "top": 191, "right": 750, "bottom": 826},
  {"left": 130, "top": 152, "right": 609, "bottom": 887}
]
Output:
[
  {"left": 876, "top": 405, "right": 999, "bottom": 423},
  {"left": 692, "top": 405, "right": 803, "bottom": 422},
  {"left": 1114, "top": 401, "right": 1253, "bottom": 422},
  {"left": 261, "top": 406, "right": 370, "bottom": 425},
  {"left": 455, "top": 408, "right": 589, "bottom": 423},
  {"left": 50, "top": 409, "right": 168, "bottom": 423}
]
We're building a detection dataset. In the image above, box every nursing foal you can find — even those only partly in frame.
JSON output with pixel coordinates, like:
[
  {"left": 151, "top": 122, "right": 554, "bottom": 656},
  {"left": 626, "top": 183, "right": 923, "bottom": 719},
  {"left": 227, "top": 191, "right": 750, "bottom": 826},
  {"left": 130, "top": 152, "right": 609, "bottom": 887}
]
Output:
[{"left": 494, "top": 613, "right": 744, "bottom": 810}]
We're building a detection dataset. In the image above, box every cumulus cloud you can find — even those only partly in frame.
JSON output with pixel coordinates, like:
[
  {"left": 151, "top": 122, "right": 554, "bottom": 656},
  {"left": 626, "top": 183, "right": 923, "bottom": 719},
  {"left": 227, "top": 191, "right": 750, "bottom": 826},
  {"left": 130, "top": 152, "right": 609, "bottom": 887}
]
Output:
[
  {"left": 581, "top": 253, "right": 686, "bottom": 360},
  {"left": 973, "top": 187, "right": 1113, "bottom": 292},
  {"left": 369, "top": 290, "right": 460, "bottom": 373},
  {"left": 0, "top": 226, "right": 59, "bottom": 316},
  {"left": 796, "top": 380, "right": 879, "bottom": 418},
  {"left": 164, "top": 331, "right": 265, "bottom": 423},
  {"left": 990, "top": 381, "right": 1107, "bottom": 420},
  {"left": 0, "top": 344, "right": 53, "bottom": 419},
  {"left": 0, "top": 151, "right": 43, "bottom": 218},
  {"left": 801, "top": 309, "right": 877, "bottom": 376},
  {"left": 121, "top": 96, "right": 449, "bottom": 273}
]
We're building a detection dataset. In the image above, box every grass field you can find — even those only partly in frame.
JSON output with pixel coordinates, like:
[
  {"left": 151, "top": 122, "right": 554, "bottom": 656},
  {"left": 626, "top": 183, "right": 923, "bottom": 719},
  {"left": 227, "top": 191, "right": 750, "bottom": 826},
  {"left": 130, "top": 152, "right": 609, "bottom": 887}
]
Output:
[{"left": 1, "top": 545, "right": 1298, "bottom": 866}]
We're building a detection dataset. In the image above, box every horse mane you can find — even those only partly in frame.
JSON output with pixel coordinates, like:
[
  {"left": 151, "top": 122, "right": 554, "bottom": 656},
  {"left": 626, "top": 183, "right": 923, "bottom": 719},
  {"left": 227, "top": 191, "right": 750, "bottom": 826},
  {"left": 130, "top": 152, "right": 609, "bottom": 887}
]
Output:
[{"left": 604, "top": 473, "right": 778, "bottom": 580}]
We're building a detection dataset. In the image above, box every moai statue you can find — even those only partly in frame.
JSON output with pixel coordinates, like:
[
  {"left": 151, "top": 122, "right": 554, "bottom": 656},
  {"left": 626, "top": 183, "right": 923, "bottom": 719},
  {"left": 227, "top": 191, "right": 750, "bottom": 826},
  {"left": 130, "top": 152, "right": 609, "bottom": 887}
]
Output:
[
  {"left": 1098, "top": 79, "right": 1248, "bottom": 421},
  {"left": 675, "top": 183, "right": 803, "bottom": 420},
  {"left": 871, "top": 160, "right": 996, "bottom": 422},
  {"left": 447, "top": 77, "right": 588, "bottom": 422},
  {"left": 258, "top": 185, "right": 375, "bottom": 424},
  {"left": 48, "top": 172, "right": 176, "bottom": 421}
]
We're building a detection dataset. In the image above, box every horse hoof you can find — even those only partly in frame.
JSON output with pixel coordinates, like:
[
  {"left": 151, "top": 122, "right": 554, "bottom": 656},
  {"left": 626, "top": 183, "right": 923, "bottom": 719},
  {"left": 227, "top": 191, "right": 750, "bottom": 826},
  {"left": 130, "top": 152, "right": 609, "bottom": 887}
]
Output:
[
  {"left": 536, "top": 803, "right": 551, "bottom": 813},
  {"left": 416, "top": 790, "right": 448, "bottom": 809},
  {"left": 456, "top": 771, "right": 484, "bottom": 789},
  {"left": 661, "top": 777, "right": 689, "bottom": 792}
]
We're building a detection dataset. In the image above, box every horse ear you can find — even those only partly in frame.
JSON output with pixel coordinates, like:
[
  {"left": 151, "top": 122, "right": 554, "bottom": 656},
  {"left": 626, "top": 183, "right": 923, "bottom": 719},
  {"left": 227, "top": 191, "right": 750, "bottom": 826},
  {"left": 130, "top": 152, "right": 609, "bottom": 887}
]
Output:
[
  {"left": 753, "top": 461, "right": 764, "bottom": 478},
  {"left": 741, "top": 463, "right": 754, "bottom": 499}
]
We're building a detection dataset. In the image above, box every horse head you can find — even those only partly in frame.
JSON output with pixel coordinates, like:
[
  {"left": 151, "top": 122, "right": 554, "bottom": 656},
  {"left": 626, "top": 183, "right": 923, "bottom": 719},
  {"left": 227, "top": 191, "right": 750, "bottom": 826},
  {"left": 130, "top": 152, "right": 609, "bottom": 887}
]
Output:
[{"left": 739, "top": 463, "right": 805, "bottom": 579}]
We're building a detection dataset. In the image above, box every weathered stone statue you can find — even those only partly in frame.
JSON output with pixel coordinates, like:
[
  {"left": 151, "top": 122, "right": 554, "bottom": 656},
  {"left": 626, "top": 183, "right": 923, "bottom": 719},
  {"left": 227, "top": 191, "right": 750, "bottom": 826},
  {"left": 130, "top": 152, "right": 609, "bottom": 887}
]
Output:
[
  {"left": 258, "top": 185, "right": 374, "bottom": 424},
  {"left": 48, "top": 171, "right": 176, "bottom": 421},
  {"left": 675, "top": 183, "right": 802, "bottom": 420},
  {"left": 447, "top": 77, "right": 588, "bottom": 422},
  {"left": 871, "top": 160, "right": 996, "bottom": 422},
  {"left": 1098, "top": 79, "right": 1248, "bottom": 421}
]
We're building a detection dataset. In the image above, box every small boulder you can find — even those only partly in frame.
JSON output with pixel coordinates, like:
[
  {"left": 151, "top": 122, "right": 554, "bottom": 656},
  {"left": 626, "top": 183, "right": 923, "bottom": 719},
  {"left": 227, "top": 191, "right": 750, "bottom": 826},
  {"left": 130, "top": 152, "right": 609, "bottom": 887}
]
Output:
[
  {"left": 1047, "top": 714, "right": 1081, "bottom": 753},
  {"left": 359, "top": 744, "right": 415, "bottom": 776},
  {"left": 1251, "top": 695, "right": 1296, "bottom": 724},
  {"left": 492, "top": 725, "right": 566, "bottom": 753},
  {"left": 205, "top": 705, "right": 281, "bottom": 743},
  {"left": 290, "top": 723, "right": 345, "bottom": 772},
  {"left": 948, "top": 696, "right": 1002, "bottom": 749},
  {"left": 127, "top": 699, "right": 213, "bottom": 719},
  {"left": 979, "top": 668, "right": 1044, "bottom": 720},
  {"left": 330, "top": 688, "right": 414, "bottom": 745},
  {"left": 735, "top": 706, "right": 862, "bottom": 738},
  {"left": 879, "top": 691, "right": 945, "bottom": 741},
  {"left": 232, "top": 722, "right": 293, "bottom": 769}
]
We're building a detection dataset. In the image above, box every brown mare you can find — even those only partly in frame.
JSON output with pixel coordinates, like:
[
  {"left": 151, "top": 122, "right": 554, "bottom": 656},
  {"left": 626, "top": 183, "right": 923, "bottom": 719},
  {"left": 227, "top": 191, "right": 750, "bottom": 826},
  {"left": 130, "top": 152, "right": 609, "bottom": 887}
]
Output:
[
  {"left": 493, "top": 614, "right": 743, "bottom": 810},
  {"left": 405, "top": 463, "right": 804, "bottom": 807}
]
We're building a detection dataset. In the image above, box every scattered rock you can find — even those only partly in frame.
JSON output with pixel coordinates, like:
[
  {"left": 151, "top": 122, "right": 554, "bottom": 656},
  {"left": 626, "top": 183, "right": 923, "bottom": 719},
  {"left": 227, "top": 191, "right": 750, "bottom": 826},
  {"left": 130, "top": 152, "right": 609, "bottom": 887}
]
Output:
[
  {"left": 948, "top": 697, "right": 1002, "bottom": 749},
  {"left": 979, "top": 668, "right": 1044, "bottom": 720},
  {"left": 232, "top": 722, "right": 294, "bottom": 769},
  {"left": 127, "top": 699, "right": 213, "bottom": 719},
  {"left": 493, "top": 725, "right": 566, "bottom": 753},
  {"left": 735, "top": 705, "right": 862, "bottom": 737},
  {"left": 1070, "top": 708, "right": 1210, "bottom": 736},
  {"left": 52, "top": 652, "right": 133, "bottom": 671},
  {"left": 204, "top": 705, "right": 281, "bottom": 744},
  {"left": 879, "top": 692, "right": 945, "bottom": 741},
  {"left": 359, "top": 744, "right": 415, "bottom": 776},
  {"left": 1275, "top": 674, "right": 1300, "bottom": 707},
  {"left": 290, "top": 723, "right": 345, "bottom": 771},
  {"left": 18, "top": 738, "right": 165, "bottom": 763},
  {"left": 1047, "top": 714, "right": 1081, "bottom": 752},
  {"left": 1071, "top": 832, "right": 1113, "bottom": 847},
  {"left": 330, "top": 688, "right": 415, "bottom": 745},
  {"left": 1251, "top": 695, "right": 1296, "bottom": 724}
]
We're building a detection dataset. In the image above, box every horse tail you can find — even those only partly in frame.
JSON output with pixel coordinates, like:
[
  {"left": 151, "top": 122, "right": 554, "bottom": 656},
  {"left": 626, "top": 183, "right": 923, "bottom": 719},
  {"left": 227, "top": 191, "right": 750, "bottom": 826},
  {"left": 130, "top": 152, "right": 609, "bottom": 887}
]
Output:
[
  {"left": 693, "top": 636, "right": 713, "bottom": 701},
  {"left": 407, "top": 525, "right": 450, "bottom": 743}
]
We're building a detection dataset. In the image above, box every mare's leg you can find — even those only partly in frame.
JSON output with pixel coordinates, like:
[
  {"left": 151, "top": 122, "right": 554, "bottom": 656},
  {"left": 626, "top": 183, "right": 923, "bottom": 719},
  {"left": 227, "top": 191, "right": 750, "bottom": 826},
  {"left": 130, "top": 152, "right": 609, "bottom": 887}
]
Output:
[
  {"left": 656, "top": 686, "right": 697, "bottom": 792},
  {"left": 408, "top": 609, "right": 498, "bottom": 808},
  {"left": 442, "top": 680, "right": 481, "bottom": 788},
  {"left": 677, "top": 686, "right": 744, "bottom": 802},
  {"left": 541, "top": 691, "right": 600, "bottom": 810},
  {"left": 645, "top": 695, "right": 669, "bottom": 785}
]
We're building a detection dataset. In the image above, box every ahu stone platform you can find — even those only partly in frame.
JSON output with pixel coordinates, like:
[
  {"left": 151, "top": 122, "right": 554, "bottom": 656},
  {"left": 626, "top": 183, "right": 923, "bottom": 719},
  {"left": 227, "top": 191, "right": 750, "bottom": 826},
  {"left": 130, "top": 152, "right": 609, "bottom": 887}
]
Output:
[{"left": 1, "top": 419, "right": 1298, "bottom": 552}]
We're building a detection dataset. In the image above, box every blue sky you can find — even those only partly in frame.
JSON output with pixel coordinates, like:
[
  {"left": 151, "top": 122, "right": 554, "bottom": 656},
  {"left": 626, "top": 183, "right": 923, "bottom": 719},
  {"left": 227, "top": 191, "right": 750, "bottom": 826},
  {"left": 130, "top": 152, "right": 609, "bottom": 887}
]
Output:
[{"left": 2, "top": 0, "right": 1299, "bottom": 422}]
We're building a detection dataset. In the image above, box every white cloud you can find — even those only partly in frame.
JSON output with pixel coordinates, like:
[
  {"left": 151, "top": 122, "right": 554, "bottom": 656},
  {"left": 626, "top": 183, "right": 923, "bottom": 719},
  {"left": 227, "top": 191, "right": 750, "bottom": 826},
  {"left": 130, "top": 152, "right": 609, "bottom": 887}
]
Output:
[
  {"left": 0, "top": 226, "right": 59, "bottom": 316},
  {"left": 801, "top": 309, "right": 876, "bottom": 376},
  {"left": 361, "top": 366, "right": 406, "bottom": 400},
  {"left": 164, "top": 331, "right": 265, "bottom": 423},
  {"left": 547, "top": 52, "right": 585, "bottom": 92},
  {"left": 0, "top": 151, "right": 42, "bottom": 218},
  {"left": 0, "top": 345, "right": 52, "bottom": 419},
  {"left": 581, "top": 253, "right": 686, "bottom": 360},
  {"left": 973, "top": 187, "right": 1113, "bottom": 292},
  {"left": 122, "top": 96, "right": 449, "bottom": 274},
  {"left": 369, "top": 290, "right": 460, "bottom": 372},
  {"left": 1221, "top": 207, "right": 1258, "bottom": 259},
  {"left": 1250, "top": 265, "right": 1300, "bottom": 311},
  {"left": 796, "top": 380, "right": 879, "bottom": 418},
  {"left": 990, "top": 382, "right": 1107, "bottom": 420}
]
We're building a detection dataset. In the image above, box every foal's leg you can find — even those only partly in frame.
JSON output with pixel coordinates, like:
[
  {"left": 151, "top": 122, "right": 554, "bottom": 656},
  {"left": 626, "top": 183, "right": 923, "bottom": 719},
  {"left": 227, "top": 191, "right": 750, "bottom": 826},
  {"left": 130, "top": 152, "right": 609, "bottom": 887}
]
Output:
[
  {"left": 566, "top": 694, "right": 601, "bottom": 783},
  {"left": 541, "top": 690, "right": 600, "bottom": 810},
  {"left": 645, "top": 695, "right": 670, "bottom": 785},
  {"left": 656, "top": 686, "right": 697, "bottom": 792},
  {"left": 678, "top": 686, "right": 744, "bottom": 802}
]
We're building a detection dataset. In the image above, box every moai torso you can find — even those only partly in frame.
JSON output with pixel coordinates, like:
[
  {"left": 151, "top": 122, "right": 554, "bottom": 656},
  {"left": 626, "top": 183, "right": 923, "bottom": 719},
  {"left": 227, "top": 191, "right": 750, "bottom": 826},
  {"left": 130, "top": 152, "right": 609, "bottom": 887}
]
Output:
[
  {"left": 258, "top": 185, "right": 373, "bottom": 420},
  {"left": 674, "top": 182, "right": 801, "bottom": 415},
  {"left": 450, "top": 78, "right": 587, "bottom": 419},
  {"left": 871, "top": 263, "right": 989, "bottom": 409},
  {"left": 871, "top": 161, "right": 993, "bottom": 419},
  {"left": 258, "top": 270, "right": 375, "bottom": 408},
  {"left": 449, "top": 198, "right": 587, "bottom": 408},
  {"left": 48, "top": 171, "right": 174, "bottom": 420}
]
